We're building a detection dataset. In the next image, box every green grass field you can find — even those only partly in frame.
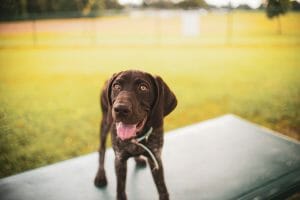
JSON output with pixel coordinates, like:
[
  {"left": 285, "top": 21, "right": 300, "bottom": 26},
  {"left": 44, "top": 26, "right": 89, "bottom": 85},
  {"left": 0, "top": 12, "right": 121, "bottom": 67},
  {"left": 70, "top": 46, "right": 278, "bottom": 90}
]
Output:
[{"left": 0, "top": 11, "right": 300, "bottom": 178}]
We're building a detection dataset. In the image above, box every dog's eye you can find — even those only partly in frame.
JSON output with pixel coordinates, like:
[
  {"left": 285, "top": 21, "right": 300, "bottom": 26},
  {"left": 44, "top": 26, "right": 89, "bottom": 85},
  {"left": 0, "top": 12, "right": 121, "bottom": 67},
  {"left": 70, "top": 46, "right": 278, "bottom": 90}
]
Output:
[
  {"left": 139, "top": 84, "right": 148, "bottom": 91},
  {"left": 113, "top": 83, "right": 122, "bottom": 91}
]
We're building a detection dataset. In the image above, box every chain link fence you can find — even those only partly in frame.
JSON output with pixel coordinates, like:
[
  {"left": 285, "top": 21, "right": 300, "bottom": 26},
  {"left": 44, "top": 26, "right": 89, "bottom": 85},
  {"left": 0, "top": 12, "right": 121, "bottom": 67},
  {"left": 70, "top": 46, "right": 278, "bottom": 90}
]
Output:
[{"left": 0, "top": 9, "right": 299, "bottom": 47}]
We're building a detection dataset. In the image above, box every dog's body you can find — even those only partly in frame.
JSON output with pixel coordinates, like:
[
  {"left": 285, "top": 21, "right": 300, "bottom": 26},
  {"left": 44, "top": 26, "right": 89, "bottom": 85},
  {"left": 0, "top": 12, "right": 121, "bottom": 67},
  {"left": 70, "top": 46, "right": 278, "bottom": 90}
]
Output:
[{"left": 94, "top": 70, "right": 177, "bottom": 200}]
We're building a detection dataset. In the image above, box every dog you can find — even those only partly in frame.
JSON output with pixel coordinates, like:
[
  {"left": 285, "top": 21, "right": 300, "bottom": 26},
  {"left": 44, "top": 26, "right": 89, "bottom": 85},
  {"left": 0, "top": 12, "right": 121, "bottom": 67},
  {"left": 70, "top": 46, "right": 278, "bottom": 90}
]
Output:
[{"left": 94, "top": 70, "right": 177, "bottom": 200}]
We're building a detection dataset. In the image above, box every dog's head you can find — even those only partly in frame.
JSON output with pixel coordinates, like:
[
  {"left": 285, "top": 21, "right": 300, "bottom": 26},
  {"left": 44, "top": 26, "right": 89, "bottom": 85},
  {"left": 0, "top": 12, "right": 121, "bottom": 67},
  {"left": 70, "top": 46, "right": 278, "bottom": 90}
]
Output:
[{"left": 103, "top": 70, "right": 177, "bottom": 140}]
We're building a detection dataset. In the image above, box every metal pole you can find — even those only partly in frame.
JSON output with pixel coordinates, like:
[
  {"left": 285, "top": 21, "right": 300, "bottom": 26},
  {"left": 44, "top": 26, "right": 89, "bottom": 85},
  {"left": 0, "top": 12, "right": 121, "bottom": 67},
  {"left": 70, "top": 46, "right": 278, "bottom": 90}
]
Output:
[
  {"left": 226, "top": 2, "right": 233, "bottom": 46},
  {"left": 156, "top": 11, "right": 162, "bottom": 46},
  {"left": 90, "top": 17, "right": 97, "bottom": 46},
  {"left": 32, "top": 14, "right": 37, "bottom": 46}
]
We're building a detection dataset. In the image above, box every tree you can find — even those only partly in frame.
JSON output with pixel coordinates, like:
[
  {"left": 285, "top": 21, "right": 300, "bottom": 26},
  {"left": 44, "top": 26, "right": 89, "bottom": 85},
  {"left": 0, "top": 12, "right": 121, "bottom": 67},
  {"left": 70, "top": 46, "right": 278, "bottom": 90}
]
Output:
[
  {"left": 266, "top": 0, "right": 290, "bottom": 34},
  {"left": 0, "top": 0, "right": 21, "bottom": 20},
  {"left": 175, "top": 0, "right": 207, "bottom": 9},
  {"left": 291, "top": 0, "right": 300, "bottom": 11}
]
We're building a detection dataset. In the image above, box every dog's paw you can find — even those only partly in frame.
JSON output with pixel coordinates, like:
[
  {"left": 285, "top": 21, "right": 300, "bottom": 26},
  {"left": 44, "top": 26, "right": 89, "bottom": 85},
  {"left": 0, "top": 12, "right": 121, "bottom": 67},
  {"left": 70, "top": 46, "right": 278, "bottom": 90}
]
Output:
[
  {"left": 117, "top": 192, "right": 127, "bottom": 200},
  {"left": 159, "top": 193, "right": 169, "bottom": 200},
  {"left": 134, "top": 156, "right": 147, "bottom": 167},
  {"left": 94, "top": 170, "right": 108, "bottom": 188}
]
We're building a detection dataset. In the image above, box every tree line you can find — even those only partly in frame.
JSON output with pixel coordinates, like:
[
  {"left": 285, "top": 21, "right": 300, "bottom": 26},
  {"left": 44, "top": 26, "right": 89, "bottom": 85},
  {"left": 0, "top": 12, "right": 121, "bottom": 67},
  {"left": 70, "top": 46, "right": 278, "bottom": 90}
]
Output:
[
  {"left": 0, "top": 0, "right": 122, "bottom": 20},
  {"left": 0, "top": 0, "right": 299, "bottom": 21}
]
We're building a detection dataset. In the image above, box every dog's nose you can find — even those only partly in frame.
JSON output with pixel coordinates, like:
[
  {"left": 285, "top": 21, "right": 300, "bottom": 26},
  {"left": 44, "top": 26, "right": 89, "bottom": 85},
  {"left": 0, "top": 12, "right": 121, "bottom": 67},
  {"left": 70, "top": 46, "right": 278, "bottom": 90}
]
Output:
[{"left": 114, "top": 104, "right": 131, "bottom": 116}]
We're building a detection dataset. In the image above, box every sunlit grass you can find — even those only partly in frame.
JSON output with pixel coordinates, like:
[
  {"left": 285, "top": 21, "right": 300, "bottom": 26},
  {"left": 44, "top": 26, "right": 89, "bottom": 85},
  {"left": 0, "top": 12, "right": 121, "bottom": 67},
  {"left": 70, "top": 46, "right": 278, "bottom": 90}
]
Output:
[{"left": 0, "top": 11, "right": 299, "bottom": 178}]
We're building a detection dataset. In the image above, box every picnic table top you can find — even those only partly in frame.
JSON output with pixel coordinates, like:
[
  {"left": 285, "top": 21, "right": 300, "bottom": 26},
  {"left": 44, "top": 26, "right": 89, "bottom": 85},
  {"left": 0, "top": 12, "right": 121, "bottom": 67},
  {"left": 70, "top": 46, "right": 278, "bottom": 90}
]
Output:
[{"left": 1, "top": 114, "right": 300, "bottom": 200}]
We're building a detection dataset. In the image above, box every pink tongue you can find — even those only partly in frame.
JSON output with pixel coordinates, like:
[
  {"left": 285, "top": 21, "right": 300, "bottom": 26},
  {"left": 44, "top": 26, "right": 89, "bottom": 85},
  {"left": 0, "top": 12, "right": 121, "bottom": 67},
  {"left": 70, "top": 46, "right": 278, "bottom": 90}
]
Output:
[{"left": 116, "top": 122, "right": 137, "bottom": 140}]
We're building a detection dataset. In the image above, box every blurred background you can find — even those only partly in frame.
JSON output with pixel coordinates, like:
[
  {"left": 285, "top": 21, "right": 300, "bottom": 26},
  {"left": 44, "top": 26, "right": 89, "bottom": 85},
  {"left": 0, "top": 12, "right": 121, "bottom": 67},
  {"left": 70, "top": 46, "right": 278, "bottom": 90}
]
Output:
[{"left": 0, "top": 0, "right": 299, "bottom": 178}]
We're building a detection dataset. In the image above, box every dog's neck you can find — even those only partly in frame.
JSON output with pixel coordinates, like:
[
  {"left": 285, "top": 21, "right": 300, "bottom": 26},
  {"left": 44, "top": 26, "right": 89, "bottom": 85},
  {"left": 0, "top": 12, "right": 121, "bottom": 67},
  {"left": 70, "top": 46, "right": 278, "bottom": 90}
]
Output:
[{"left": 136, "top": 127, "right": 153, "bottom": 143}]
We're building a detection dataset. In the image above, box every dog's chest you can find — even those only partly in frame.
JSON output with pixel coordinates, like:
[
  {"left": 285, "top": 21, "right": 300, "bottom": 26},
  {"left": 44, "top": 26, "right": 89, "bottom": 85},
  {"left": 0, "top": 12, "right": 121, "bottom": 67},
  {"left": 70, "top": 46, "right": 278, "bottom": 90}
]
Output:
[
  {"left": 111, "top": 135, "right": 142, "bottom": 156},
  {"left": 116, "top": 140, "right": 147, "bottom": 156}
]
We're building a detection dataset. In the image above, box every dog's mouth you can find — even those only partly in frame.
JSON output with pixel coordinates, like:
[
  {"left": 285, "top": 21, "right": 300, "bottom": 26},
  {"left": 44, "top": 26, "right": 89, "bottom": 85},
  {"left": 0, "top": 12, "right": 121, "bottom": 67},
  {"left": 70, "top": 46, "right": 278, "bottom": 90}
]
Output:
[{"left": 116, "top": 117, "right": 147, "bottom": 141}]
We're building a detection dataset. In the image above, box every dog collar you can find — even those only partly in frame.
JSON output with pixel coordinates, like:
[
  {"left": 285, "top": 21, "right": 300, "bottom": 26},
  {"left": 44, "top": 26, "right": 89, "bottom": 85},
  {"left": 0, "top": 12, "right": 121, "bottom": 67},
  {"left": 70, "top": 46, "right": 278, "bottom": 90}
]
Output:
[
  {"left": 136, "top": 127, "right": 153, "bottom": 143},
  {"left": 131, "top": 127, "right": 159, "bottom": 170}
]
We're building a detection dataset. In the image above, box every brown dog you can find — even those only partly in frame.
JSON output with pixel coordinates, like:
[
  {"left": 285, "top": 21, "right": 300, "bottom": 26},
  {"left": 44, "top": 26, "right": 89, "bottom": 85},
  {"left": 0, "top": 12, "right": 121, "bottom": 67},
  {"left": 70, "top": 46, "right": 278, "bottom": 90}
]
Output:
[{"left": 94, "top": 70, "right": 177, "bottom": 200}]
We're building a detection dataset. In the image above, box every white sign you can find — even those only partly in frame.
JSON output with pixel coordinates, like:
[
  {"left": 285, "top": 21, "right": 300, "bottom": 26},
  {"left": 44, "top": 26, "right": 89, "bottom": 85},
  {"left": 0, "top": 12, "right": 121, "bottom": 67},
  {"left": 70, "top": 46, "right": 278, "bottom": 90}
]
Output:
[{"left": 181, "top": 11, "right": 200, "bottom": 37}]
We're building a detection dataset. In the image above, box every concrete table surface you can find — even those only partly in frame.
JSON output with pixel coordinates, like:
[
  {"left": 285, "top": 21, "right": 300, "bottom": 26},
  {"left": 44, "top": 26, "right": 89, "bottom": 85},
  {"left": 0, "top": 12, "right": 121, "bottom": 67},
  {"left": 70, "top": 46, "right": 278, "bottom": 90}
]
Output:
[{"left": 0, "top": 114, "right": 300, "bottom": 200}]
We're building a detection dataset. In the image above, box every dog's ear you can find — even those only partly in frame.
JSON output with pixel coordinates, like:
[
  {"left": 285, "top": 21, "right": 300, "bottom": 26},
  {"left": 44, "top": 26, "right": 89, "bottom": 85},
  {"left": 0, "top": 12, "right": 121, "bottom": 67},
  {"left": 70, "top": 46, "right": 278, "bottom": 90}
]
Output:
[
  {"left": 100, "top": 72, "right": 121, "bottom": 115},
  {"left": 150, "top": 75, "right": 177, "bottom": 128}
]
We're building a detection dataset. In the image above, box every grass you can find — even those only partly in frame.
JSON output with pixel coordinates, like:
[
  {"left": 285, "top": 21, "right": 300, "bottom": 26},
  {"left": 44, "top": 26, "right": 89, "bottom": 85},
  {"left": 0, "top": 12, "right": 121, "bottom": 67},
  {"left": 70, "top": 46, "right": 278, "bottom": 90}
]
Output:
[{"left": 0, "top": 11, "right": 300, "bottom": 178}]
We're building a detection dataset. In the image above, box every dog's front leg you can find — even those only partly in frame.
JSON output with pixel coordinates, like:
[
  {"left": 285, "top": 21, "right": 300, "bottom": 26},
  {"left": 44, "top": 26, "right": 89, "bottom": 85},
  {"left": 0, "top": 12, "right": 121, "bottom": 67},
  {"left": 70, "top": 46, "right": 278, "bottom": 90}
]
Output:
[
  {"left": 148, "top": 153, "right": 169, "bottom": 200},
  {"left": 115, "top": 154, "right": 128, "bottom": 200}
]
